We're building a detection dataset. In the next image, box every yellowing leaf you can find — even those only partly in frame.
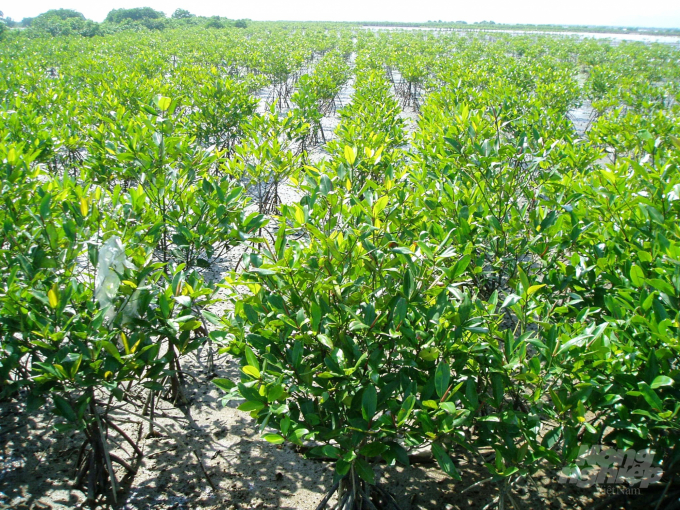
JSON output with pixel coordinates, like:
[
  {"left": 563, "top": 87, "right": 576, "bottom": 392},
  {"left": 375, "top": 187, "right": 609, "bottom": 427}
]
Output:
[
  {"left": 373, "top": 196, "right": 389, "bottom": 217},
  {"left": 121, "top": 332, "right": 130, "bottom": 355},
  {"left": 527, "top": 284, "right": 546, "bottom": 295},
  {"left": 242, "top": 365, "right": 261, "bottom": 379},
  {"left": 344, "top": 145, "right": 356, "bottom": 165},
  {"left": 80, "top": 197, "right": 88, "bottom": 216},
  {"left": 374, "top": 146, "right": 384, "bottom": 161},
  {"left": 157, "top": 96, "right": 172, "bottom": 111},
  {"left": 48, "top": 286, "right": 59, "bottom": 309},
  {"left": 7, "top": 147, "right": 18, "bottom": 165},
  {"left": 122, "top": 280, "right": 137, "bottom": 288},
  {"left": 130, "top": 337, "right": 141, "bottom": 354},
  {"left": 600, "top": 169, "right": 617, "bottom": 186},
  {"left": 294, "top": 205, "right": 305, "bottom": 225}
]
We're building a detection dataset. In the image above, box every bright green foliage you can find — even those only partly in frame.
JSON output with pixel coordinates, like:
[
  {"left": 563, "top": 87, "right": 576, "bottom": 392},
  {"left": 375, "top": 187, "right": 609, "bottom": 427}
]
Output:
[
  {"left": 292, "top": 50, "right": 351, "bottom": 147},
  {"left": 218, "top": 29, "right": 680, "bottom": 507},
  {"left": 1, "top": 22, "right": 680, "bottom": 509}
]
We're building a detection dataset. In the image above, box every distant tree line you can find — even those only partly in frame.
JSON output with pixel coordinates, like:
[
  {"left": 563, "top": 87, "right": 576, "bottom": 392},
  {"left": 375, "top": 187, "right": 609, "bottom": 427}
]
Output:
[
  {"left": 3, "top": 9, "right": 680, "bottom": 39},
  {"left": 1, "top": 7, "right": 250, "bottom": 38}
]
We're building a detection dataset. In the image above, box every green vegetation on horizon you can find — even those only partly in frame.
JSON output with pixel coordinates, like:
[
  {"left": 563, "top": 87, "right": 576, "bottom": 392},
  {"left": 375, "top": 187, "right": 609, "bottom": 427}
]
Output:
[{"left": 1, "top": 8, "right": 679, "bottom": 38}]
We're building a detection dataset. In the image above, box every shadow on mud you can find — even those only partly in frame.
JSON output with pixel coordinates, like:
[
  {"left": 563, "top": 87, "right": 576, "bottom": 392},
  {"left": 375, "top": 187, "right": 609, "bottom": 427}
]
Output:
[{"left": 2, "top": 353, "right": 671, "bottom": 510}]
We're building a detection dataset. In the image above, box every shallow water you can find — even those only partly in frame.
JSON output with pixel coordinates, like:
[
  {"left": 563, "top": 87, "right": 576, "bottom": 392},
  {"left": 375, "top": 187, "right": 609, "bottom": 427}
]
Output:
[{"left": 362, "top": 26, "right": 680, "bottom": 44}]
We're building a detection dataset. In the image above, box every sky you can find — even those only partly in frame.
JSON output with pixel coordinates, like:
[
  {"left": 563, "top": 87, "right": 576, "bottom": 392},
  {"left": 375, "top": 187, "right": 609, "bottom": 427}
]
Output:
[{"left": 2, "top": 0, "right": 680, "bottom": 28}]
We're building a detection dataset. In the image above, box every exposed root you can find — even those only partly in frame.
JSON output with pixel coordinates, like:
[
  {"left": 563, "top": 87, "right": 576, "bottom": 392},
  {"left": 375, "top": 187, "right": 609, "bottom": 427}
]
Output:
[
  {"left": 314, "top": 467, "right": 403, "bottom": 510},
  {"left": 72, "top": 398, "right": 143, "bottom": 507}
]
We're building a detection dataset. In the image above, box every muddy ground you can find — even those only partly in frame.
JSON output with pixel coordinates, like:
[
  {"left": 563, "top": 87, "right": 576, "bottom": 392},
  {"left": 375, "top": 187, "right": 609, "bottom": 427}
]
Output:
[{"left": 0, "top": 348, "right": 653, "bottom": 510}]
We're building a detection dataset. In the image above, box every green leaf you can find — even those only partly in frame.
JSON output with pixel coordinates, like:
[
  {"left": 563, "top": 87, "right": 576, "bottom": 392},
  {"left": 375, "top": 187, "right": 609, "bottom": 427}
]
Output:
[
  {"left": 101, "top": 341, "right": 122, "bottom": 363},
  {"left": 245, "top": 346, "right": 260, "bottom": 371},
  {"left": 238, "top": 401, "right": 264, "bottom": 412},
  {"left": 465, "top": 379, "right": 479, "bottom": 409},
  {"left": 336, "top": 460, "right": 351, "bottom": 476},
  {"left": 402, "top": 268, "right": 415, "bottom": 299},
  {"left": 435, "top": 362, "right": 450, "bottom": 399},
  {"left": 630, "top": 265, "right": 645, "bottom": 287},
  {"left": 322, "top": 445, "right": 342, "bottom": 458},
  {"left": 289, "top": 428, "right": 309, "bottom": 445},
  {"left": 638, "top": 382, "right": 664, "bottom": 412},
  {"left": 39, "top": 193, "right": 52, "bottom": 219},
  {"left": 359, "top": 442, "right": 388, "bottom": 457},
  {"left": 53, "top": 395, "right": 78, "bottom": 423},
  {"left": 419, "top": 347, "right": 440, "bottom": 362},
  {"left": 452, "top": 254, "right": 471, "bottom": 278},
  {"left": 249, "top": 267, "right": 277, "bottom": 276},
  {"left": 362, "top": 385, "right": 377, "bottom": 421},
  {"left": 439, "top": 402, "right": 457, "bottom": 414},
  {"left": 27, "top": 393, "right": 46, "bottom": 412},
  {"left": 393, "top": 297, "right": 407, "bottom": 327},
  {"left": 647, "top": 279, "right": 675, "bottom": 296},
  {"left": 396, "top": 394, "right": 416, "bottom": 425},
  {"left": 349, "top": 320, "right": 368, "bottom": 332},
  {"left": 651, "top": 376, "right": 674, "bottom": 389},
  {"left": 317, "top": 334, "right": 333, "bottom": 349},
  {"left": 638, "top": 250, "right": 653, "bottom": 263},
  {"left": 354, "top": 458, "right": 375, "bottom": 484},
  {"left": 263, "top": 433, "right": 285, "bottom": 444},
  {"left": 432, "top": 442, "right": 461, "bottom": 480},
  {"left": 501, "top": 294, "right": 521, "bottom": 308},
  {"left": 373, "top": 196, "right": 389, "bottom": 216},
  {"left": 213, "top": 378, "right": 236, "bottom": 391}
]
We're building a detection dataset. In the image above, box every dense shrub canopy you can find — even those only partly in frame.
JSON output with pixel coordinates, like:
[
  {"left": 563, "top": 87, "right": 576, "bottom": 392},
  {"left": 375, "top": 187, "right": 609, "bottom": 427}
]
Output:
[
  {"left": 105, "top": 7, "right": 166, "bottom": 23},
  {"left": 0, "top": 22, "right": 679, "bottom": 510},
  {"left": 171, "top": 8, "right": 194, "bottom": 19}
]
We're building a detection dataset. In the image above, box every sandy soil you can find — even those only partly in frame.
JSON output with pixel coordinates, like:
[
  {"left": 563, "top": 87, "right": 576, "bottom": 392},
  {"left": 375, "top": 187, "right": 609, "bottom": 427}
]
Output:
[{"left": 1, "top": 347, "right": 618, "bottom": 510}]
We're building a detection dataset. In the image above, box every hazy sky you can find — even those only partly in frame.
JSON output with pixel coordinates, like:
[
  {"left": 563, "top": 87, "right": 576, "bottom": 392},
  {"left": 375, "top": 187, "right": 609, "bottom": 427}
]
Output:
[{"left": 3, "top": 0, "right": 680, "bottom": 28}]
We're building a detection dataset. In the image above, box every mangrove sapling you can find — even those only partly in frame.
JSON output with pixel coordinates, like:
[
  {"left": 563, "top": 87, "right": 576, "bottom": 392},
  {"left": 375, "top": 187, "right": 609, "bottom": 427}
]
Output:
[
  {"left": 72, "top": 391, "right": 140, "bottom": 506},
  {"left": 224, "top": 108, "right": 307, "bottom": 215},
  {"left": 292, "top": 50, "right": 352, "bottom": 151},
  {"left": 188, "top": 69, "right": 258, "bottom": 155},
  {"left": 216, "top": 157, "right": 488, "bottom": 507},
  {"left": 3, "top": 25, "right": 680, "bottom": 509}
]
